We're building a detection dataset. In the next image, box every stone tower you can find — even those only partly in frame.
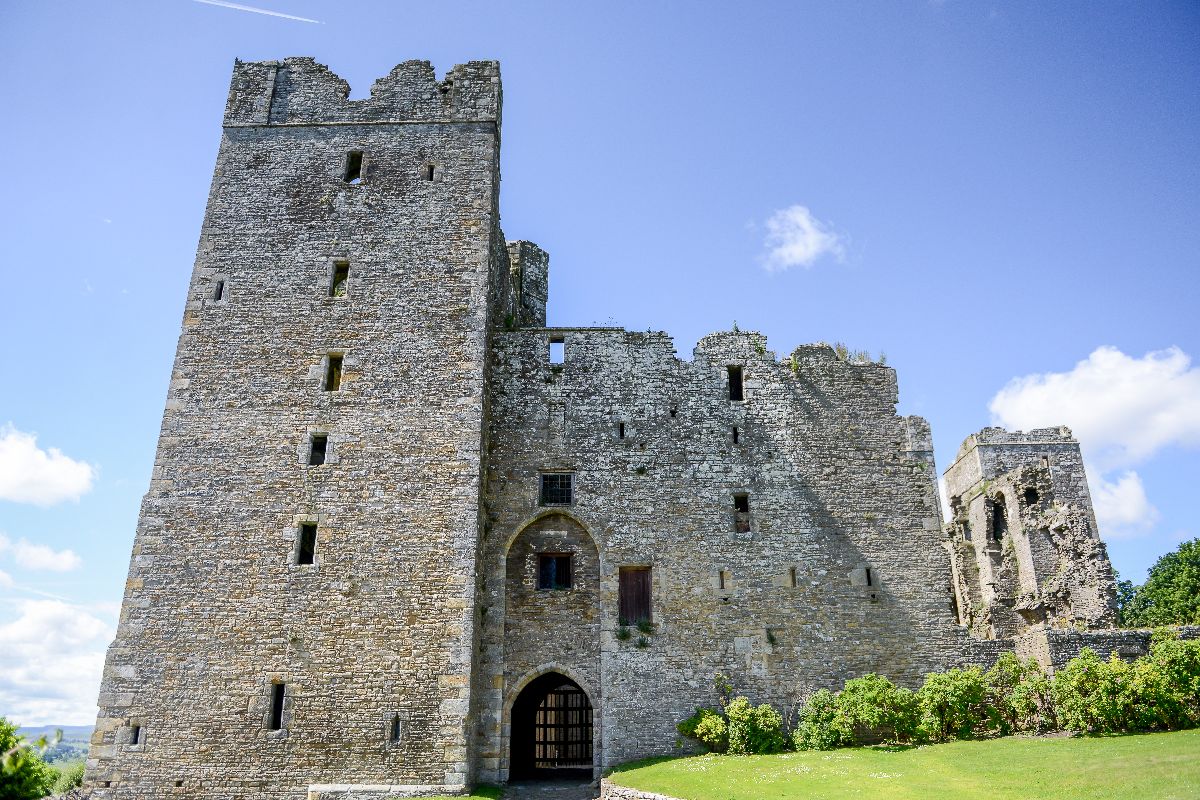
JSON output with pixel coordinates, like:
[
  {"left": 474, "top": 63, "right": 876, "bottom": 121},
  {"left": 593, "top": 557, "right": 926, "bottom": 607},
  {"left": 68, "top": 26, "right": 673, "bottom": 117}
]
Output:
[
  {"left": 943, "top": 427, "right": 1118, "bottom": 639},
  {"left": 86, "top": 58, "right": 521, "bottom": 797}
]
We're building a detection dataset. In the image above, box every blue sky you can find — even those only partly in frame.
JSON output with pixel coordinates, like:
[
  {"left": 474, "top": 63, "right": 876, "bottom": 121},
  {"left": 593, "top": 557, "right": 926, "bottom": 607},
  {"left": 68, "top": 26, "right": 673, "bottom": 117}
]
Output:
[{"left": 0, "top": 1, "right": 1197, "bottom": 724}]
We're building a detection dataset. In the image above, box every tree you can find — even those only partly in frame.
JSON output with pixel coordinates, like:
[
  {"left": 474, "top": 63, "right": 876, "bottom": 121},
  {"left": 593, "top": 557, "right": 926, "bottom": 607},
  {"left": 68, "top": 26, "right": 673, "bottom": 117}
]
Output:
[
  {"left": 1121, "top": 538, "right": 1200, "bottom": 627},
  {"left": 0, "top": 717, "right": 57, "bottom": 800}
]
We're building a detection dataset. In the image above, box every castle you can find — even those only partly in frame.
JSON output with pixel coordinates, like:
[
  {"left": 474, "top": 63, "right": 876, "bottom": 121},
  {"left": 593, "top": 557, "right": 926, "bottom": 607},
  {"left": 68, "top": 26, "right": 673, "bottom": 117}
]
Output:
[{"left": 85, "top": 58, "right": 1147, "bottom": 799}]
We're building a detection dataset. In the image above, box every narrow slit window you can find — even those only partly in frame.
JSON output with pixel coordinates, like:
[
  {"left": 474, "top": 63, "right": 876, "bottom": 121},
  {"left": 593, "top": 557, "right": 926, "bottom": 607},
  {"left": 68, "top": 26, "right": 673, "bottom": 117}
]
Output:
[
  {"left": 308, "top": 434, "right": 328, "bottom": 466},
  {"left": 423, "top": 163, "right": 436, "bottom": 181},
  {"left": 213, "top": 280, "right": 225, "bottom": 301},
  {"left": 733, "top": 492, "right": 750, "bottom": 533},
  {"left": 297, "top": 523, "right": 317, "bottom": 565},
  {"left": 129, "top": 725, "right": 141, "bottom": 745},
  {"left": 268, "top": 683, "right": 285, "bottom": 731},
  {"left": 727, "top": 365, "right": 744, "bottom": 401},
  {"left": 344, "top": 151, "right": 363, "bottom": 184},
  {"left": 539, "top": 473, "right": 573, "bottom": 506},
  {"left": 389, "top": 715, "right": 402, "bottom": 743},
  {"left": 788, "top": 567, "right": 798, "bottom": 588},
  {"left": 992, "top": 499, "right": 1008, "bottom": 540},
  {"left": 549, "top": 338, "right": 565, "bottom": 364},
  {"left": 718, "top": 570, "right": 729, "bottom": 590},
  {"left": 618, "top": 422, "right": 626, "bottom": 440},
  {"left": 865, "top": 567, "right": 874, "bottom": 587},
  {"left": 732, "top": 426, "right": 740, "bottom": 444},
  {"left": 619, "top": 566, "right": 652, "bottom": 625},
  {"left": 330, "top": 261, "right": 349, "bottom": 297},
  {"left": 537, "top": 554, "right": 573, "bottom": 590},
  {"left": 325, "top": 354, "right": 343, "bottom": 391}
]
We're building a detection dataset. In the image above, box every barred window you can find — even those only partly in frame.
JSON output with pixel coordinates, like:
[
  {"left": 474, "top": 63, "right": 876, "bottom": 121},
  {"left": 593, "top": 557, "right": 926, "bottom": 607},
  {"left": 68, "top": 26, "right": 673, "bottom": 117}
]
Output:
[{"left": 540, "top": 473, "right": 574, "bottom": 506}]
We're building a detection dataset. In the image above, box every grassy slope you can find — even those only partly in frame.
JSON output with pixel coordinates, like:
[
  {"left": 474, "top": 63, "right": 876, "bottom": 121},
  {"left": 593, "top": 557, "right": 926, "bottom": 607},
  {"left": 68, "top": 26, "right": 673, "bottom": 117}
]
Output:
[{"left": 608, "top": 730, "right": 1200, "bottom": 800}]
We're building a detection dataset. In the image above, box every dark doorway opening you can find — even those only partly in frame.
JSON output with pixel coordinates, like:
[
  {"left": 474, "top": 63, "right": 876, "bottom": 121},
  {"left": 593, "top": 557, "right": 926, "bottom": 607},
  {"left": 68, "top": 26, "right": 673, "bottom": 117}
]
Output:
[{"left": 510, "top": 672, "right": 593, "bottom": 781}]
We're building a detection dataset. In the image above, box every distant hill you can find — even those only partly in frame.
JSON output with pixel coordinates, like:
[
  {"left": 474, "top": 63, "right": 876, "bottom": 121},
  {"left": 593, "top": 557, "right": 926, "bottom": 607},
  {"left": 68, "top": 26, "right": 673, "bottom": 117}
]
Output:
[{"left": 17, "top": 725, "right": 93, "bottom": 764}]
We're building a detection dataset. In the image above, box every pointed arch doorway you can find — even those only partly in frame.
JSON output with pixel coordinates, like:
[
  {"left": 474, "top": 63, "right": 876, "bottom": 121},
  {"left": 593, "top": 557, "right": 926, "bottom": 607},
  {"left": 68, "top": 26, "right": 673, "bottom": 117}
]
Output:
[{"left": 509, "top": 671, "right": 594, "bottom": 781}]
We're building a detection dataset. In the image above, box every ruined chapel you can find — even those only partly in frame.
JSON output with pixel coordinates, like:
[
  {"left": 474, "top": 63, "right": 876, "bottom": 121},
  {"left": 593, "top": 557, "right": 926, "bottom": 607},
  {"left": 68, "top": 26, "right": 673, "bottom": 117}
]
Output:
[{"left": 85, "top": 58, "right": 1144, "bottom": 799}]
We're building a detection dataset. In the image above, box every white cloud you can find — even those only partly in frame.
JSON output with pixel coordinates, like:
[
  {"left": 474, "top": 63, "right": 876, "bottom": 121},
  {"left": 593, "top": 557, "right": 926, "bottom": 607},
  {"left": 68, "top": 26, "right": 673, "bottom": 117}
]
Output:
[
  {"left": 0, "top": 570, "right": 11, "bottom": 589},
  {"left": 1090, "top": 470, "right": 1160, "bottom": 539},
  {"left": 0, "top": 424, "right": 96, "bottom": 506},
  {"left": 762, "top": 205, "right": 845, "bottom": 272},
  {"left": 988, "top": 346, "right": 1200, "bottom": 471},
  {"left": 0, "top": 600, "right": 113, "bottom": 725},
  {"left": 988, "top": 346, "right": 1200, "bottom": 540},
  {"left": 0, "top": 534, "right": 82, "bottom": 572}
]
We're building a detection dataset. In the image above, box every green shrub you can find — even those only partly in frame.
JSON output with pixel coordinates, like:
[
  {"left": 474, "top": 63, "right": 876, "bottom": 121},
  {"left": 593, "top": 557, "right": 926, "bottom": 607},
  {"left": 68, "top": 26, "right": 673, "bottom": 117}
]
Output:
[
  {"left": 725, "top": 697, "right": 786, "bottom": 755},
  {"left": 986, "top": 652, "right": 1054, "bottom": 733},
  {"left": 677, "top": 707, "right": 728, "bottom": 753},
  {"left": 916, "top": 666, "right": 989, "bottom": 741},
  {"left": 0, "top": 717, "right": 57, "bottom": 800},
  {"left": 51, "top": 760, "right": 85, "bottom": 793},
  {"left": 1053, "top": 648, "right": 1134, "bottom": 733},
  {"left": 792, "top": 689, "right": 847, "bottom": 750},
  {"left": 837, "top": 673, "right": 920, "bottom": 744}
]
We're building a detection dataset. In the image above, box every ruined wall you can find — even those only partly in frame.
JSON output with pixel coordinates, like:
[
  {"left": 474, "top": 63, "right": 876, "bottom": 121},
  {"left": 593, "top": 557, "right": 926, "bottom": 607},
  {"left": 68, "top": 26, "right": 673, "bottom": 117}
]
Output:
[
  {"left": 86, "top": 58, "right": 506, "bottom": 799},
  {"left": 477, "top": 329, "right": 1007, "bottom": 776},
  {"left": 943, "top": 428, "right": 1117, "bottom": 639}
]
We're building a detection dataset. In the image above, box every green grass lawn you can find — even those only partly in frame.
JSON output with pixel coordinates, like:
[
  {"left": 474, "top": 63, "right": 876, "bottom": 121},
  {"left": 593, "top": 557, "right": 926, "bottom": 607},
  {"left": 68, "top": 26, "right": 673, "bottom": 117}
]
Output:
[{"left": 607, "top": 730, "right": 1200, "bottom": 800}]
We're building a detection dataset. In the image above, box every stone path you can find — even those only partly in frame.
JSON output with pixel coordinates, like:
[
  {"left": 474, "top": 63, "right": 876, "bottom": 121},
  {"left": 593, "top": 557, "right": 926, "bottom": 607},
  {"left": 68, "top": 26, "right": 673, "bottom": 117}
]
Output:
[{"left": 502, "top": 779, "right": 600, "bottom": 800}]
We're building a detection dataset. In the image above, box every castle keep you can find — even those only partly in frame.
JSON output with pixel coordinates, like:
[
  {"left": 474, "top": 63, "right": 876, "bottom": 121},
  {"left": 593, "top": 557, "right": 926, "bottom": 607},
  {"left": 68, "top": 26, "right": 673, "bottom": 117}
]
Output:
[{"left": 87, "top": 59, "right": 1136, "bottom": 798}]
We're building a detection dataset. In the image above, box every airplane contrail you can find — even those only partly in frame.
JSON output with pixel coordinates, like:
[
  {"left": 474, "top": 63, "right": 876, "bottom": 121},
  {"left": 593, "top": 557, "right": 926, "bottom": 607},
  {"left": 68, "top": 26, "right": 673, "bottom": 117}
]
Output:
[{"left": 191, "top": 0, "right": 323, "bottom": 24}]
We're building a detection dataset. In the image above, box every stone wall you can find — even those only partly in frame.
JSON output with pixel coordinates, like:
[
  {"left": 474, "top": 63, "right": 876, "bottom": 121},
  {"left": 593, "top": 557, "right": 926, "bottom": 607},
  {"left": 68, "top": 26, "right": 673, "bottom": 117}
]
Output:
[
  {"left": 475, "top": 329, "right": 1008, "bottom": 778},
  {"left": 86, "top": 58, "right": 506, "bottom": 798},
  {"left": 600, "top": 780, "right": 682, "bottom": 800}
]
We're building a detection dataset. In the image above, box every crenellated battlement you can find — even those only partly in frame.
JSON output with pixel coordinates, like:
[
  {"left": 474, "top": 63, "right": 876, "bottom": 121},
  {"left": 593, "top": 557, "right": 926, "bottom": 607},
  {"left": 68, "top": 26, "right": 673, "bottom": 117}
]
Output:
[{"left": 223, "top": 57, "right": 502, "bottom": 127}]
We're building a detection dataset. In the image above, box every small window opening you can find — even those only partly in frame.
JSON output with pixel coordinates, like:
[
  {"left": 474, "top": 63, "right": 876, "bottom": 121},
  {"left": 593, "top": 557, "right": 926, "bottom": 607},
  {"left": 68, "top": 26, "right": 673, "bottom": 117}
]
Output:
[
  {"left": 788, "top": 566, "right": 798, "bottom": 588},
  {"left": 175, "top": 780, "right": 183, "bottom": 787},
  {"left": 1024, "top": 487, "right": 1039, "bottom": 506},
  {"left": 619, "top": 566, "right": 652, "bottom": 624},
  {"left": 129, "top": 724, "right": 141, "bottom": 745},
  {"left": 308, "top": 434, "right": 328, "bottom": 466},
  {"left": 669, "top": 404, "right": 678, "bottom": 418},
  {"left": 962, "top": 520, "right": 972, "bottom": 541},
  {"left": 992, "top": 499, "right": 1008, "bottom": 540},
  {"left": 865, "top": 567, "right": 874, "bottom": 587},
  {"left": 213, "top": 280, "right": 225, "bottom": 301},
  {"left": 325, "top": 354, "right": 343, "bottom": 391},
  {"left": 423, "top": 163, "right": 436, "bottom": 181},
  {"left": 389, "top": 715, "right": 402, "bottom": 743},
  {"left": 549, "top": 338, "right": 565, "bottom": 364},
  {"left": 344, "top": 151, "right": 363, "bottom": 184},
  {"left": 537, "top": 554, "right": 573, "bottom": 590},
  {"left": 330, "top": 261, "right": 349, "bottom": 297},
  {"left": 732, "top": 426, "right": 740, "bottom": 444},
  {"left": 1041, "top": 455, "right": 1050, "bottom": 468},
  {"left": 727, "top": 365, "right": 744, "bottom": 401},
  {"left": 718, "top": 570, "right": 730, "bottom": 590},
  {"left": 539, "top": 473, "right": 574, "bottom": 505},
  {"left": 618, "top": 422, "right": 626, "bottom": 440},
  {"left": 733, "top": 492, "right": 750, "bottom": 533},
  {"left": 268, "top": 683, "right": 285, "bottom": 730},
  {"left": 297, "top": 523, "right": 317, "bottom": 565}
]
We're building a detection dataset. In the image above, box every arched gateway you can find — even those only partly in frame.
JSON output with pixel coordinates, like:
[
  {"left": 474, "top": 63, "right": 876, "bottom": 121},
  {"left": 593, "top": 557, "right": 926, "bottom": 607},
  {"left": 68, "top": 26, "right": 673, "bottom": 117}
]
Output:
[{"left": 509, "top": 671, "right": 595, "bottom": 780}]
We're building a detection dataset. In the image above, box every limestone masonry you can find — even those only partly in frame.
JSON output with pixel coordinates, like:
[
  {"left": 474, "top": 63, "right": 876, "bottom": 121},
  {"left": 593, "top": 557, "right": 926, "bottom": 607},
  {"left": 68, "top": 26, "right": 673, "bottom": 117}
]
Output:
[{"left": 86, "top": 58, "right": 1143, "bottom": 798}]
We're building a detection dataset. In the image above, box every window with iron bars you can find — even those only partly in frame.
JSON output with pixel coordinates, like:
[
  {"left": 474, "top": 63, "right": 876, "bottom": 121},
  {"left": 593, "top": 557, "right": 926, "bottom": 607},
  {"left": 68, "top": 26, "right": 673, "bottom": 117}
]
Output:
[{"left": 540, "top": 473, "right": 574, "bottom": 506}]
